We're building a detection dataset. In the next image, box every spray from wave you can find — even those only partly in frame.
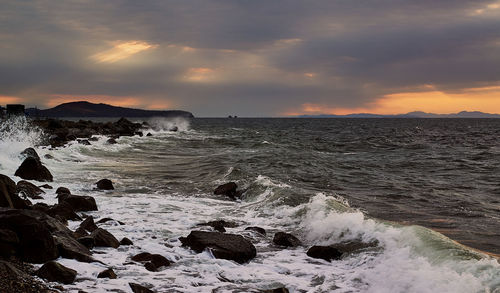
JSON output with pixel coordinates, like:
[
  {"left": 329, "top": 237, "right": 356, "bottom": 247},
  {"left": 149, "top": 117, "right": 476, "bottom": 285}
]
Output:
[{"left": 147, "top": 117, "right": 191, "bottom": 132}]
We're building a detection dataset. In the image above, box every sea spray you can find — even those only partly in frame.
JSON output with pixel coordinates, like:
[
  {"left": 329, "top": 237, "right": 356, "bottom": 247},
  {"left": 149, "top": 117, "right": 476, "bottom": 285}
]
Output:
[{"left": 147, "top": 117, "right": 191, "bottom": 132}]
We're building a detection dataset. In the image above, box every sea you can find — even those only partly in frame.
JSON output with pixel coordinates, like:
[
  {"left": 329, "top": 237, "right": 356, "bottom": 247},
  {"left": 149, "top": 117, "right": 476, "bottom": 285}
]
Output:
[{"left": 0, "top": 116, "right": 499, "bottom": 293}]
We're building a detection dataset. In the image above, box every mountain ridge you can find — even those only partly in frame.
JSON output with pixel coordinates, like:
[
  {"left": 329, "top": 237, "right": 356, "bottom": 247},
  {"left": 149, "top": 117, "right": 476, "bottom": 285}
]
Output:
[{"left": 26, "top": 101, "right": 194, "bottom": 118}]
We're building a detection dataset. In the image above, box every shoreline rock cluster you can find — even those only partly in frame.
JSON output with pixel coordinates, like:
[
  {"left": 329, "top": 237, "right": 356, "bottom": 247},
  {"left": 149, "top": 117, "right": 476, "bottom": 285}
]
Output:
[{"left": 0, "top": 118, "right": 378, "bottom": 293}]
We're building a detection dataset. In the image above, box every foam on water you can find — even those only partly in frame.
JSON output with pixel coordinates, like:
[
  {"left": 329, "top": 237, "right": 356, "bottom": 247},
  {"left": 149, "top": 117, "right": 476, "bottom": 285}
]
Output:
[{"left": 1, "top": 119, "right": 499, "bottom": 293}]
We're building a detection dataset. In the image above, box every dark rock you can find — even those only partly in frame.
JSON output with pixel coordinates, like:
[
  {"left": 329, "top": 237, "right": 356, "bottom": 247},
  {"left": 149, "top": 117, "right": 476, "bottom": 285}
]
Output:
[
  {"left": 16, "top": 180, "right": 45, "bottom": 199},
  {"left": 129, "top": 283, "right": 154, "bottom": 293},
  {"left": 79, "top": 216, "right": 98, "bottom": 232},
  {"left": 73, "top": 227, "right": 88, "bottom": 239},
  {"left": 0, "top": 228, "right": 19, "bottom": 258},
  {"left": 330, "top": 240, "right": 379, "bottom": 254},
  {"left": 90, "top": 228, "right": 120, "bottom": 248},
  {"left": 44, "top": 154, "right": 54, "bottom": 159},
  {"left": 96, "top": 217, "right": 124, "bottom": 225},
  {"left": 54, "top": 232, "right": 94, "bottom": 262},
  {"left": 0, "top": 260, "right": 53, "bottom": 293},
  {"left": 120, "top": 237, "right": 133, "bottom": 245},
  {"left": 169, "top": 126, "right": 178, "bottom": 132},
  {"left": 88, "top": 136, "right": 99, "bottom": 141},
  {"left": 59, "top": 194, "right": 97, "bottom": 212},
  {"left": 47, "top": 201, "right": 82, "bottom": 221},
  {"left": 144, "top": 262, "right": 157, "bottom": 272},
  {"left": 214, "top": 182, "right": 239, "bottom": 199},
  {"left": 77, "top": 236, "right": 95, "bottom": 250},
  {"left": 36, "top": 261, "right": 77, "bottom": 284},
  {"left": 97, "top": 268, "right": 117, "bottom": 279},
  {"left": 39, "top": 184, "right": 53, "bottom": 189},
  {"left": 197, "top": 220, "right": 239, "bottom": 233},
  {"left": 78, "top": 139, "right": 91, "bottom": 145},
  {"left": 245, "top": 226, "right": 266, "bottom": 236},
  {"left": 55, "top": 187, "right": 71, "bottom": 195},
  {"left": 306, "top": 246, "right": 343, "bottom": 261},
  {"left": 14, "top": 157, "right": 53, "bottom": 182},
  {"left": 273, "top": 232, "right": 301, "bottom": 247},
  {"left": 106, "top": 138, "right": 117, "bottom": 144},
  {"left": 146, "top": 132, "right": 153, "bottom": 136},
  {"left": 20, "top": 148, "right": 41, "bottom": 162},
  {"left": 132, "top": 252, "right": 171, "bottom": 271},
  {"left": 135, "top": 131, "right": 143, "bottom": 137},
  {"left": 0, "top": 209, "right": 58, "bottom": 263},
  {"left": 180, "top": 231, "right": 256, "bottom": 264},
  {"left": 263, "top": 288, "right": 290, "bottom": 293},
  {"left": 0, "top": 174, "right": 31, "bottom": 209},
  {"left": 66, "top": 134, "right": 77, "bottom": 141},
  {"left": 149, "top": 254, "right": 170, "bottom": 269},
  {"left": 96, "top": 179, "right": 114, "bottom": 190},
  {"left": 132, "top": 252, "right": 153, "bottom": 262}
]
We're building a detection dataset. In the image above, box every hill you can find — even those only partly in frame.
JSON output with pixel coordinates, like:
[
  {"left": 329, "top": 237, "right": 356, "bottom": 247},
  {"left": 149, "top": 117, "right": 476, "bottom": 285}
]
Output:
[{"left": 26, "top": 101, "right": 194, "bottom": 118}]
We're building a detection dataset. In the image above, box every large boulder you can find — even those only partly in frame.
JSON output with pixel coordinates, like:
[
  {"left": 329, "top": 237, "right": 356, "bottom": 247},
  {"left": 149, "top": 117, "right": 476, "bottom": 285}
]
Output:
[
  {"left": 273, "top": 232, "right": 302, "bottom": 248},
  {"left": 96, "top": 179, "right": 114, "bottom": 190},
  {"left": 0, "top": 209, "right": 58, "bottom": 263},
  {"left": 306, "top": 246, "right": 343, "bottom": 261},
  {"left": 90, "top": 228, "right": 120, "bottom": 248},
  {"left": 0, "top": 174, "right": 31, "bottom": 209},
  {"left": 55, "top": 187, "right": 71, "bottom": 195},
  {"left": 14, "top": 157, "right": 53, "bottom": 182},
  {"left": 54, "top": 232, "right": 94, "bottom": 263},
  {"left": 16, "top": 180, "right": 45, "bottom": 199},
  {"left": 20, "top": 147, "right": 40, "bottom": 162},
  {"left": 36, "top": 261, "right": 77, "bottom": 284},
  {"left": 180, "top": 231, "right": 256, "bottom": 264},
  {"left": 46, "top": 201, "right": 82, "bottom": 221},
  {"left": 131, "top": 252, "right": 170, "bottom": 272},
  {"left": 79, "top": 216, "right": 98, "bottom": 232},
  {"left": 213, "top": 182, "right": 238, "bottom": 199},
  {"left": 197, "top": 220, "right": 239, "bottom": 233},
  {"left": 58, "top": 194, "right": 97, "bottom": 212}
]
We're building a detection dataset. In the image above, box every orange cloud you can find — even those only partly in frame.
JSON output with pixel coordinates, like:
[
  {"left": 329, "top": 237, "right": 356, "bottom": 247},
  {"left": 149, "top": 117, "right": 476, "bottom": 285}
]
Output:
[
  {"left": 0, "top": 95, "right": 22, "bottom": 104},
  {"left": 91, "top": 41, "right": 157, "bottom": 63},
  {"left": 183, "top": 67, "right": 217, "bottom": 82},
  {"left": 283, "top": 85, "right": 500, "bottom": 116}
]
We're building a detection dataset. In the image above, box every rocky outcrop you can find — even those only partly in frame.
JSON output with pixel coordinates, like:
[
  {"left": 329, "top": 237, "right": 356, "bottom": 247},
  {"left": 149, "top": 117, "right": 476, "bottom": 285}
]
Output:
[
  {"left": 0, "top": 174, "right": 31, "bottom": 209},
  {"left": 273, "top": 232, "right": 301, "bottom": 248},
  {"left": 46, "top": 201, "right": 82, "bottom": 221},
  {"left": 197, "top": 220, "right": 239, "bottom": 233},
  {"left": 36, "top": 261, "right": 77, "bottom": 284},
  {"left": 120, "top": 237, "right": 133, "bottom": 245},
  {"left": 96, "top": 179, "right": 114, "bottom": 190},
  {"left": 14, "top": 157, "right": 53, "bottom": 182},
  {"left": 97, "top": 268, "right": 117, "bottom": 279},
  {"left": 16, "top": 180, "right": 45, "bottom": 199},
  {"left": 214, "top": 182, "right": 240, "bottom": 199},
  {"left": 180, "top": 231, "right": 256, "bottom": 264},
  {"left": 79, "top": 216, "right": 98, "bottom": 232},
  {"left": 90, "top": 228, "right": 120, "bottom": 248},
  {"left": 58, "top": 194, "right": 97, "bottom": 212},
  {"left": 306, "top": 246, "right": 343, "bottom": 261}
]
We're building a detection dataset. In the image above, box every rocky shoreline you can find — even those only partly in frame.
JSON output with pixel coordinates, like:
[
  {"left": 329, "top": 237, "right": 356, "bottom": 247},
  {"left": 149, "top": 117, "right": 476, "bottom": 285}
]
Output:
[{"left": 0, "top": 118, "right": 377, "bottom": 293}]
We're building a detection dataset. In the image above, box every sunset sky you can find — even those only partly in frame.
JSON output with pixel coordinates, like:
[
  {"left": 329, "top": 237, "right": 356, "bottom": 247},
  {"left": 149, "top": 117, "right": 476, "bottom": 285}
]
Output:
[{"left": 1, "top": 1, "right": 500, "bottom": 116}]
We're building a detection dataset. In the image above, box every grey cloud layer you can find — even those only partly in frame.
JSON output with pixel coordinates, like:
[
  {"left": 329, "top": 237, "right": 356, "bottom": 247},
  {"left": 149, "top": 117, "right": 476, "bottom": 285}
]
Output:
[{"left": 1, "top": 0, "right": 499, "bottom": 115}]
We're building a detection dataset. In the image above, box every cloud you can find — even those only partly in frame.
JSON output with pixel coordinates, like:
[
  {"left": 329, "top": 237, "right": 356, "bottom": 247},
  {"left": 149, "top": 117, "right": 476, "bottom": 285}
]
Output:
[{"left": 91, "top": 41, "right": 157, "bottom": 63}]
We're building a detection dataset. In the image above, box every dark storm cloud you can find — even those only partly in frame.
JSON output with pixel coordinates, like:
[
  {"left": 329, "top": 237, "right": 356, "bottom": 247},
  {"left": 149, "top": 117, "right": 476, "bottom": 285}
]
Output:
[{"left": 1, "top": 0, "right": 499, "bottom": 115}]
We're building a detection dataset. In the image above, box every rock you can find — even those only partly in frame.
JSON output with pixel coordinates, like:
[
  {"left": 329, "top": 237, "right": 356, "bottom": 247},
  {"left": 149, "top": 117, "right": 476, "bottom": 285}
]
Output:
[
  {"left": 146, "top": 132, "right": 153, "bottom": 136},
  {"left": 96, "top": 179, "right": 114, "bottom": 190},
  {"left": 39, "top": 184, "right": 53, "bottom": 189},
  {"left": 180, "top": 231, "right": 256, "bottom": 264},
  {"left": 132, "top": 252, "right": 170, "bottom": 271},
  {"left": 54, "top": 232, "right": 94, "bottom": 262},
  {"left": 14, "top": 157, "right": 53, "bottom": 182},
  {"left": 330, "top": 240, "right": 379, "bottom": 254},
  {"left": 0, "top": 209, "right": 58, "bottom": 263},
  {"left": 56, "top": 186, "right": 71, "bottom": 195},
  {"left": 16, "top": 180, "right": 45, "bottom": 199},
  {"left": 144, "top": 262, "right": 157, "bottom": 272},
  {"left": 79, "top": 216, "right": 98, "bottom": 232},
  {"left": 96, "top": 217, "right": 125, "bottom": 225},
  {"left": 36, "top": 261, "right": 77, "bottom": 284},
  {"left": 77, "top": 236, "right": 94, "bottom": 250},
  {"left": 0, "top": 174, "right": 31, "bottom": 209},
  {"left": 132, "top": 252, "right": 153, "bottom": 262},
  {"left": 77, "top": 139, "right": 91, "bottom": 145},
  {"left": 20, "top": 147, "right": 41, "bottom": 162},
  {"left": 135, "top": 131, "right": 144, "bottom": 137},
  {"left": 106, "top": 138, "right": 117, "bottom": 144},
  {"left": 120, "top": 237, "right": 133, "bottom": 245},
  {"left": 88, "top": 136, "right": 99, "bottom": 141},
  {"left": 59, "top": 194, "right": 97, "bottom": 212},
  {"left": 129, "top": 283, "right": 155, "bottom": 293},
  {"left": 44, "top": 154, "right": 54, "bottom": 159},
  {"left": 97, "top": 268, "right": 117, "bottom": 279},
  {"left": 0, "top": 260, "right": 53, "bottom": 293},
  {"left": 245, "top": 226, "right": 266, "bottom": 236},
  {"left": 169, "top": 126, "right": 178, "bottom": 132},
  {"left": 306, "top": 246, "right": 343, "bottom": 261},
  {"left": 197, "top": 220, "right": 239, "bottom": 233},
  {"left": 0, "top": 228, "right": 19, "bottom": 258},
  {"left": 90, "top": 228, "right": 120, "bottom": 248},
  {"left": 46, "top": 201, "right": 82, "bottom": 221},
  {"left": 73, "top": 227, "right": 88, "bottom": 239},
  {"left": 263, "top": 288, "right": 290, "bottom": 293},
  {"left": 214, "top": 182, "right": 240, "bottom": 199},
  {"left": 273, "top": 232, "right": 301, "bottom": 247}
]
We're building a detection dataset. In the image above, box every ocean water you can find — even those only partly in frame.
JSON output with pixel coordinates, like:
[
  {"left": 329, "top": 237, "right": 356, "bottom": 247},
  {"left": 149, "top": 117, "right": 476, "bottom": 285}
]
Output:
[{"left": 0, "top": 116, "right": 499, "bottom": 293}]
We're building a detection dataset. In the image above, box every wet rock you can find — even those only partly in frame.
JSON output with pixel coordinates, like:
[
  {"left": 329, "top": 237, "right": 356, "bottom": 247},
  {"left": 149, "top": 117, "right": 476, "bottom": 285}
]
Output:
[
  {"left": 120, "top": 237, "right": 133, "bottom": 245},
  {"left": 79, "top": 216, "right": 98, "bottom": 232},
  {"left": 90, "top": 228, "right": 120, "bottom": 248},
  {"left": 0, "top": 174, "right": 31, "bottom": 209},
  {"left": 132, "top": 252, "right": 153, "bottom": 262},
  {"left": 0, "top": 260, "right": 52, "bottom": 293},
  {"left": 16, "top": 180, "right": 45, "bottom": 199},
  {"left": 77, "top": 139, "right": 91, "bottom": 145},
  {"left": 330, "top": 240, "right": 379, "bottom": 254},
  {"left": 36, "top": 261, "right": 77, "bottom": 284},
  {"left": 0, "top": 209, "right": 58, "bottom": 263},
  {"left": 96, "top": 217, "right": 125, "bottom": 225},
  {"left": 245, "top": 226, "right": 266, "bottom": 236},
  {"left": 20, "top": 147, "right": 41, "bottom": 162},
  {"left": 106, "top": 138, "right": 117, "bottom": 144},
  {"left": 132, "top": 252, "right": 170, "bottom": 271},
  {"left": 73, "top": 227, "right": 88, "bottom": 239},
  {"left": 77, "top": 236, "right": 95, "bottom": 250},
  {"left": 55, "top": 186, "right": 71, "bottom": 195},
  {"left": 169, "top": 126, "right": 178, "bottom": 132},
  {"left": 197, "top": 220, "right": 239, "bottom": 233},
  {"left": 306, "top": 246, "right": 343, "bottom": 261},
  {"left": 96, "top": 179, "right": 114, "bottom": 190},
  {"left": 180, "top": 231, "right": 256, "bottom": 264},
  {"left": 88, "top": 136, "right": 99, "bottom": 141},
  {"left": 59, "top": 194, "right": 97, "bottom": 212},
  {"left": 54, "top": 232, "right": 94, "bottom": 262},
  {"left": 15, "top": 157, "right": 53, "bottom": 182},
  {"left": 39, "top": 184, "right": 53, "bottom": 189},
  {"left": 129, "top": 283, "right": 155, "bottom": 293},
  {"left": 0, "top": 228, "right": 19, "bottom": 258},
  {"left": 44, "top": 154, "right": 54, "bottom": 159},
  {"left": 97, "top": 268, "right": 117, "bottom": 279},
  {"left": 146, "top": 132, "right": 153, "bottom": 136},
  {"left": 273, "top": 232, "right": 301, "bottom": 247},
  {"left": 135, "top": 131, "right": 144, "bottom": 137},
  {"left": 214, "top": 182, "right": 240, "bottom": 199},
  {"left": 263, "top": 288, "right": 290, "bottom": 293},
  {"left": 47, "top": 201, "right": 82, "bottom": 221}
]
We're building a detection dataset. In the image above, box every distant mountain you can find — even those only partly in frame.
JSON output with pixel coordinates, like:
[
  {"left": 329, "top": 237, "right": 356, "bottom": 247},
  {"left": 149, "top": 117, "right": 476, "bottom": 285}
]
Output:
[
  {"left": 297, "top": 111, "right": 500, "bottom": 118},
  {"left": 26, "top": 101, "right": 194, "bottom": 118}
]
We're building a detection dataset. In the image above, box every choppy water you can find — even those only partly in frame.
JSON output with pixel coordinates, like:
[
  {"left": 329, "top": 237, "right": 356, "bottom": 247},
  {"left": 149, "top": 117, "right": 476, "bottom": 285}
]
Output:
[{"left": 1, "top": 116, "right": 499, "bottom": 293}]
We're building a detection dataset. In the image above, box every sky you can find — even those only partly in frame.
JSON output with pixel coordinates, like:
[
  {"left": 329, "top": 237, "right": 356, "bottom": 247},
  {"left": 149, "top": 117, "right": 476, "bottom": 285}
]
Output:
[{"left": 1, "top": 0, "right": 500, "bottom": 117}]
